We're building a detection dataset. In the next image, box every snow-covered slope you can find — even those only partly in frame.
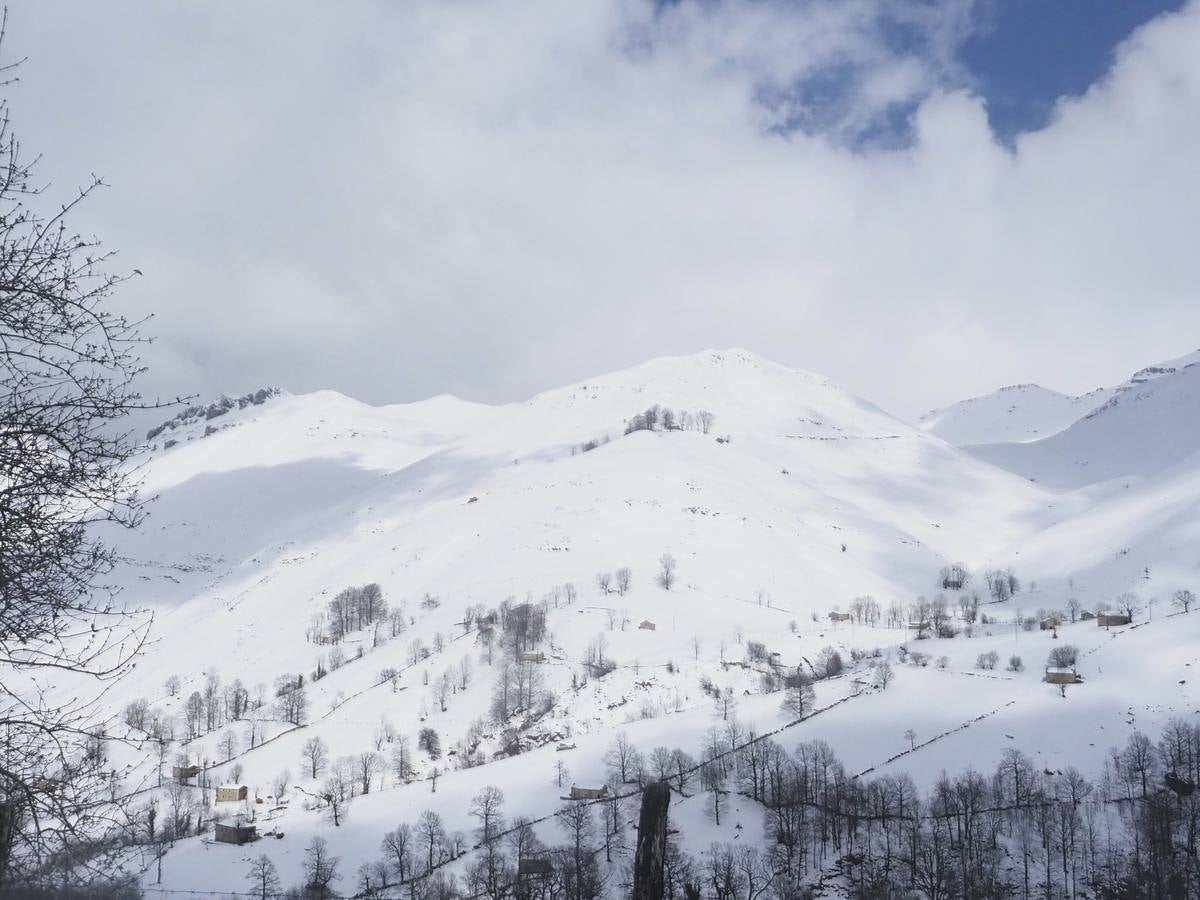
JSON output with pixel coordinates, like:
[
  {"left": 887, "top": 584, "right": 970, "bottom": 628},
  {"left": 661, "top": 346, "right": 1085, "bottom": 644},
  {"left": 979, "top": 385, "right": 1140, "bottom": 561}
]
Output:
[
  {"left": 968, "top": 352, "right": 1200, "bottom": 489},
  {"left": 919, "top": 349, "right": 1200, "bottom": 448},
  {"left": 51, "top": 347, "right": 1200, "bottom": 894},
  {"left": 917, "top": 383, "right": 1111, "bottom": 445}
]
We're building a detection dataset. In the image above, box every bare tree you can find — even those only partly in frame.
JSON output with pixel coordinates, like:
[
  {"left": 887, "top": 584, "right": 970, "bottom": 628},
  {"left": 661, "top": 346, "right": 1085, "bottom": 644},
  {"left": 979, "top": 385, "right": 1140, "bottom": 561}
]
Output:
[
  {"left": 381, "top": 823, "right": 415, "bottom": 884},
  {"left": 781, "top": 679, "right": 816, "bottom": 717},
  {"left": 1115, "top": 592, "right": 1140, "bottom": 619},
  {"left": 616, "top": 567, "right": 633, "bottom": 596},
  {"left": 874, "top": 660, "right": 894, "bottom": 690},
  {"left": 302, "top": 736, "right": 330, "bottom": 779},
  {"left": 604, "top": 732, "right": 644, "bottom": 785},
  {"left": 319, "top": 765, "right": 351, "bottom": 827},
  {"left": 697, "top": 410, "right": 715, "bottom": 434},
  {"left": 0, "top": 31, "right": 171, "bottom": 883},
  {"left": 417, "top": 809, "right": 447, "bottom": 873},
  {"left": 245, "top": 854, "right": 281, "bottom": 900},
  {"left": 597, "top": 572, "right": 613, "bottom": 594},
  {"left": 1173, "top": 589, "right": 1195, "bottom": 613},
  {"left": 657, "top": 554, "right": 677, "bottom": 591},
  {"left": 470, "top": 785, "right": 506, "bottom": 844},
  {"left": 356, "top": 751, "right": 382, "bottom": 795},
  {"left": 302, "top": 836, "right": 342, "bottom": 898},
  {"left": 391, "top": 736, "right": 414, "bottom": 783},
  {"left": 1047, "top": 645, "right": 1079, "bottom": 671}
]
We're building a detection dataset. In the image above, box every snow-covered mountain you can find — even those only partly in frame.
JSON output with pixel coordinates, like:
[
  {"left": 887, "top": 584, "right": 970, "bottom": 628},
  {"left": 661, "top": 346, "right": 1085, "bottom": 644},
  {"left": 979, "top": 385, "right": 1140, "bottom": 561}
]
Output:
[
  {"left": 968, "top": 350, "right": 1200, "bottom": 489},
  {"left": 918, "top": 349, "right": 1200, "bottom": 448},
  {"left": 61, "top": 348, "right": 1200, "bottom": 894},
  {"left": 917, "top": 383, "right": 1113, "bottom": 445}
]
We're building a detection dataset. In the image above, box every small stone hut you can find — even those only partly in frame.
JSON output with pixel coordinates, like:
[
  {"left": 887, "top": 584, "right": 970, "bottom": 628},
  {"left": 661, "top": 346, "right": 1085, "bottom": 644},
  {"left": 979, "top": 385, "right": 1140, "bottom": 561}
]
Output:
[
  {"left": 569, "top": 785, "right": 608, "bottom": 800},
  {"left": 1044, "top": 668, "right": 1083, "bottom": 685},
  {"left": 213, "top": 822, "right": 257, "bottom": 845}
]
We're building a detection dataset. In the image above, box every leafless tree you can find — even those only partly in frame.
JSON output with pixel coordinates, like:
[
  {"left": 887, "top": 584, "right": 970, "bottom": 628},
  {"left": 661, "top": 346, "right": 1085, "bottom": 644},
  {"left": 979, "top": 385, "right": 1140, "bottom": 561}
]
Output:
[
  {"left": 218, "top": 729, "right": 238, "bottom": 762},
  {"left": 302, "top": 836, "right": 341, "bottom": 898},
  {"left": 301, "top": 736, "right": 329, "bottom": 779},
  {"left": 781, "top": 680, "right": 815, "bottom": 717},
  {"left": 1173, "top": 589, "right": 1195, "bottom": 613},
  {"left": 245, "top": 854, "right": 281, "bottom": 900},
  {"left": 1047, "top": 645, "right": 1079, "bottom": 671},
  {"left": 597, "top": 571, "right": 613, "bottom": 594},
  {"left": 381, "top": 822, "right": 415, "bottom": 883},
  {"left": 356, "top": 751, "right": 383, "bottom": 795},
  {"left": 417, "top": 808, "right": 447, "bottom": 873},
  {"left": 0, "top": 25, "right": 174, "bottom": 882},
  {"left": 615, "top": 567, "right": 633, "bottom": 595},
  {"left": 1115, "top": 592, "right": 1140, "bottom": 619},
  {"left": 470, "top": 785, "right": 506, "bottom": 844},
  {"left": 319, "top": 767, "right": 351, "bottom": 827},
  {"left": 874, "top": 660, "right": 894, "bottom": 690},
  {"left": 604, "top": 732, "right": 644, "bottom": 785},
  {"left": 391, "top": 736, "right": 414, "bottom": 783},
  {"left": 658, "top": 553, "right": 677, "bottom": 590}
]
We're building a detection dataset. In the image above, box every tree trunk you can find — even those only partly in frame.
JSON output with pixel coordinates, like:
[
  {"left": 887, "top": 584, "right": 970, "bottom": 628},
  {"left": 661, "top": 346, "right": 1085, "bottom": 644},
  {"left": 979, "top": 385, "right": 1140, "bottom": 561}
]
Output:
[{"left": 634, "top": 781, "right": 671, "bottom": 900}]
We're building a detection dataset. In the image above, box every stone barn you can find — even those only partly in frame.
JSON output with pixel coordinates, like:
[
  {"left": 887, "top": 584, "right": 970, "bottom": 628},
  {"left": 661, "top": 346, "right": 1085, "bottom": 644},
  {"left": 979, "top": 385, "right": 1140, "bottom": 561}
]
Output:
[
  {"left": 213, "top": 822, "right": 257, "bottom": 844},
  {"left": 638, "top": 620, "right": 656, "bottom": 631},
  {"left": 172, "top": 765, "right": 201, "bottom": 784},
  {"left": 568, "top": 785, "right": 608, "bottom": 800},
  {"left": 216, "top": 785, "right": 248, "bottom": 802},
  {"left": 1044, "top": 669, "right": 1083, "bottom": 685}
]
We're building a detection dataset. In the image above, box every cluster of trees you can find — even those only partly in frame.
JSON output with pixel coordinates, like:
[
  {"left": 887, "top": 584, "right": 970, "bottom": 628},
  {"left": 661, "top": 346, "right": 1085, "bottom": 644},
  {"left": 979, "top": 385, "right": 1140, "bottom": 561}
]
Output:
[
  {"left": 624, "top": 405, "right": 715, "bottom": 435},
  {"left": 938, "top": 562, "right": 971, "bottom": 591},
  {"left": 123, "top": 669, "right": 272, "bottom": 751},
  {"left": 846, "top": 595, "right": 882, "bottom": 625},
  {"left": 491, "top": 659, "right": 551, "bottom": 725},
  {"left": 574, "top": 435, "right": 611, "bottom": 454},
  {"left": 256, "top": 714, "right": 1200, "bottom": 900},
  {"left": 595, "top": 567, "right": 633, "bottom": 596},
  {"left": 306, "top": 583, "right": 400, "bottom": 645},
  {"left": 983, "top": 568, "right": 1022, "bottom": 602}
]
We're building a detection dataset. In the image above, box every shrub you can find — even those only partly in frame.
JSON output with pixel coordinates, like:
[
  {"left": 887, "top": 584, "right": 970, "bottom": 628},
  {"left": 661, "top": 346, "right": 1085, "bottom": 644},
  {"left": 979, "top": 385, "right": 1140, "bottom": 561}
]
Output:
[{"left": 1007, "top": 655, "right": 1024, "bottom": 673}]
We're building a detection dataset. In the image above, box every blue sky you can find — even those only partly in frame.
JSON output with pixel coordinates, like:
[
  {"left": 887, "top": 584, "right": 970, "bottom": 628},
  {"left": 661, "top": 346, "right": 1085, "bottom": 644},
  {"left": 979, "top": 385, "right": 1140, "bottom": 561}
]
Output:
[{"left": 963, "top": 0, "right": 1186, "bottom": 141}]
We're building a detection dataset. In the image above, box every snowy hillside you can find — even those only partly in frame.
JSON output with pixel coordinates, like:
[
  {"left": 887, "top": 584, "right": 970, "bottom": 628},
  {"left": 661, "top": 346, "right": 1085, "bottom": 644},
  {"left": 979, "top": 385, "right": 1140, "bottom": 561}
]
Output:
[
  {"left": 44, "top": 348, "right": 1200, "bottom": 896},
  {"left": 917, "top": 383, "right": 1111, "bottom": 445},
  {"left": 969, "top": 351, "right": 1200, "bottom": 489}
]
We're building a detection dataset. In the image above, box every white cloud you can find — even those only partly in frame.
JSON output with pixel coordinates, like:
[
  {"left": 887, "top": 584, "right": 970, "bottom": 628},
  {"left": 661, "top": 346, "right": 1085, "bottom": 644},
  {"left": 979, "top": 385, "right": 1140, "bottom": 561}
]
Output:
[{"left": 8, "top": 0, "right": 1200, "bottom": 417}]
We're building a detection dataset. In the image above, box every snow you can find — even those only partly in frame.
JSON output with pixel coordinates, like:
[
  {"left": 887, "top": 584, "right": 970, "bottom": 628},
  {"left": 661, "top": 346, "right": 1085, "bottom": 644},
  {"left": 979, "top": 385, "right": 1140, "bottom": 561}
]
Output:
[
  {"left": 27, "top": 346, "right": 1200, "bottom": 895},
  {"left": 917, "top": 383, "right": 1112, "bottom": 445},
  {"left": 969, "top": 356, "right": 1200, "bottom": 489}
]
